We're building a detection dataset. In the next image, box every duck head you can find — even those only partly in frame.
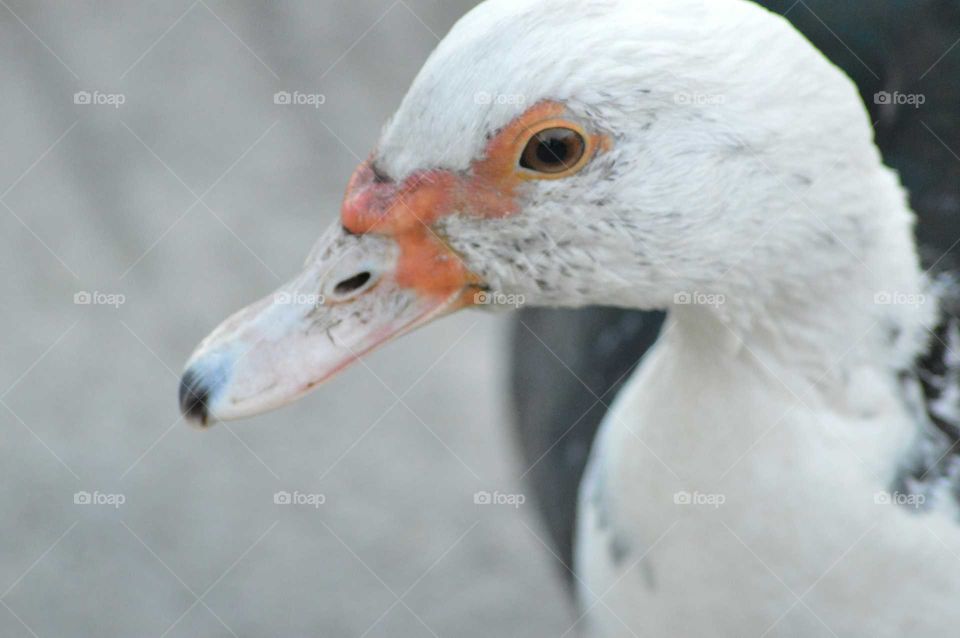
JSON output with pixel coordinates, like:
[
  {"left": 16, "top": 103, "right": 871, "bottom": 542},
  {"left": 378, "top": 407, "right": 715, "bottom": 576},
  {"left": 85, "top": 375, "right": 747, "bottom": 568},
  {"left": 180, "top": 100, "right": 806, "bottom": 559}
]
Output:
[{"left": 181, "top": 0, "right": 888, "bottom": 424}]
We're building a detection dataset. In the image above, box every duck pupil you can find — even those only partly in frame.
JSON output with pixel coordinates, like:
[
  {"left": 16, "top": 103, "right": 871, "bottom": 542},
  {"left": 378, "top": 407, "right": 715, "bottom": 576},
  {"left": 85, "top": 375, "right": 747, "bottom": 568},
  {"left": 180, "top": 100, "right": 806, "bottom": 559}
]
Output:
[{"left": 537, "top": 137, "right": 569, "bottom": 165}]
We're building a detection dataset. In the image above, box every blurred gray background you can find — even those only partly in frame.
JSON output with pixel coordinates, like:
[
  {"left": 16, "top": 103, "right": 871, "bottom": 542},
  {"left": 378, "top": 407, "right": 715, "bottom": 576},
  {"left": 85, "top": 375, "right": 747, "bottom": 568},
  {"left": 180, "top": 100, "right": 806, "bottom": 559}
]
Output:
[{"left": 0, "top": 1, "right": 573, "bottom": 636}]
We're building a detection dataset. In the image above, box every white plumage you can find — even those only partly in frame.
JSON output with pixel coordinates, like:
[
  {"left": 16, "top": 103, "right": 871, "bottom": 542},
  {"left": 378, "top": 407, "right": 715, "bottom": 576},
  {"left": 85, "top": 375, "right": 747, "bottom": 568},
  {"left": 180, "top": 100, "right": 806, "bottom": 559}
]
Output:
[
  {"left": 387, "top": 0, "right": 959, "bottom": 635},
  {"left": 182, "top": 0, "right": 960, "bottom": 634}
]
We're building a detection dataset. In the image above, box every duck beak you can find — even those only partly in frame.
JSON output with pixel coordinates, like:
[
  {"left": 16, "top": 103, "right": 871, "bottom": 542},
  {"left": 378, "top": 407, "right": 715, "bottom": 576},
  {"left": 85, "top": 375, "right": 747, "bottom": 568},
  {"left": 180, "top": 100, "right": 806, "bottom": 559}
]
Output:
[{"left": 180, "top": 218, "right": 480, "bottom": 426}]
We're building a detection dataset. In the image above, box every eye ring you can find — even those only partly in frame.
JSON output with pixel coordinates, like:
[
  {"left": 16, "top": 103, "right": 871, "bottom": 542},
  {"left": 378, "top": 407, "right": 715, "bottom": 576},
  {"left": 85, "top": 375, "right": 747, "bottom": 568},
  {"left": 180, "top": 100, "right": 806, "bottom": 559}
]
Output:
[{"left": 517, "top": 122, "right": 593, "bottom": 179}]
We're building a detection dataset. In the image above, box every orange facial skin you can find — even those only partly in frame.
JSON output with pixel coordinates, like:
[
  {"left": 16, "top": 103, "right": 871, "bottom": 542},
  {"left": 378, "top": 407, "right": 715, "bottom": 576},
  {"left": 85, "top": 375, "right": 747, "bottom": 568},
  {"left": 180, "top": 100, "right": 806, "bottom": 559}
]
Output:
[{"left": 340, "top": 101, "right": 608, "bottom": 304}]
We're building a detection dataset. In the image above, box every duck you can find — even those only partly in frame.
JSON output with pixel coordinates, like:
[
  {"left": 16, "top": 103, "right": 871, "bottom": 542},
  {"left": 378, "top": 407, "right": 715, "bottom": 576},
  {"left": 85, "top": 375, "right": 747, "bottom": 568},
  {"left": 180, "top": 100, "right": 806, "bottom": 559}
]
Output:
[
  {"left": 511, "top": 0, "right": 960, "bottom": 585},
  {"left": 179, "top": 0, "right": 960, "bottom": 634}
]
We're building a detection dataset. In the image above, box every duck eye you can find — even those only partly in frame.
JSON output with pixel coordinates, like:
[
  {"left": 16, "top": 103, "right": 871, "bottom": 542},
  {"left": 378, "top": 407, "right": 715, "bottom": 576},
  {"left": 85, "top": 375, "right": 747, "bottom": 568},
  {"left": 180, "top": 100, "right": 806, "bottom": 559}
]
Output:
[{"left": 520, "top": 127, "right": 587, "bottom": 175}]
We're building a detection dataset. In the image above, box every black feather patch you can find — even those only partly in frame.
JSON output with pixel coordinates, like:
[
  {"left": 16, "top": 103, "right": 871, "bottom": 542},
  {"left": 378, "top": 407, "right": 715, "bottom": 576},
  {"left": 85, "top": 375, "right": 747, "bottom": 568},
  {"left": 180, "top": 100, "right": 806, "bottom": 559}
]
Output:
[{"left": 895, "top": 273, "right": 960, "bottom": 511}]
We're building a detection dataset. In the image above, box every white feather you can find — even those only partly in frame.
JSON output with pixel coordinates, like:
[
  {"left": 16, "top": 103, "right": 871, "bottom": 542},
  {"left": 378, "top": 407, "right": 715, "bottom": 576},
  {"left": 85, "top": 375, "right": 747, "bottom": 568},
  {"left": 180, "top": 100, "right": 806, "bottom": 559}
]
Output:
[{"left": 375, "top": 0, "right": 956, "bottom": 635}]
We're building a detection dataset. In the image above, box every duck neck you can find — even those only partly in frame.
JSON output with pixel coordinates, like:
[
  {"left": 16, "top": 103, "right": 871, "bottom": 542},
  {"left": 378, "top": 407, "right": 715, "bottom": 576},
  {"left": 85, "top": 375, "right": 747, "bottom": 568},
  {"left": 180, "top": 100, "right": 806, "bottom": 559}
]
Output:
[{"left": 661, "top": 173, "right": 935, "bottom": 402}]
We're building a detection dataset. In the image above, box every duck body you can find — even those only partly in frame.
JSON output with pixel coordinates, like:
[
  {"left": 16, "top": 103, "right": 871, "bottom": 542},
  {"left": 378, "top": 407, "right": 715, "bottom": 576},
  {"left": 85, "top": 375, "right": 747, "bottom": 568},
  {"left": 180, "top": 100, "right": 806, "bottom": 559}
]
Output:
[
  {"left": 577, "top": 309, "right": 960, "bottom": 636},
  {"left": 569, "top": 126, "right": 960, "bottom": 633},
  {"left": 568, "top": 141, "right": 960, "bottom": 632},
  {"left": 178, "top": 0, "right": 960, "bottom": 634},
  {"left": 513, "top": 0, "right": 960, "bottom": 580},
  {"left": 557, "top": 15, "right": 960, "bottom": 619}
]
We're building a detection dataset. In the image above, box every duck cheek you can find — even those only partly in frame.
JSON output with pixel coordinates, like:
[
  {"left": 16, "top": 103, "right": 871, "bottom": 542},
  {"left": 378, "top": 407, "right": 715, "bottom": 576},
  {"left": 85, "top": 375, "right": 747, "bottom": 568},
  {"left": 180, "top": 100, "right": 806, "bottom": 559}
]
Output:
[{"left": 392, "top": 225, "right": 485, "bottom": 304}]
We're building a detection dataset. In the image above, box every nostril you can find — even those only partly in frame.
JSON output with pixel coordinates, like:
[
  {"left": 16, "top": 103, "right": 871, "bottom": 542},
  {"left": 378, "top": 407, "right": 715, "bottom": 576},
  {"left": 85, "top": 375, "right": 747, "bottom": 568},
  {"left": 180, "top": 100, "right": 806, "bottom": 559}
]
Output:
[{"left": 334, "top": 271, "right": 372, "bottom": 296}]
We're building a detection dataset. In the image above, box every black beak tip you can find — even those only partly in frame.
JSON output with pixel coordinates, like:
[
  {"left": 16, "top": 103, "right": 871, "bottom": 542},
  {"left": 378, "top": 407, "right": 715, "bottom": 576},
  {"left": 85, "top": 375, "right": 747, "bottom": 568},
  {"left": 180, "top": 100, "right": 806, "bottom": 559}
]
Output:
[{"left": 179, "top": 368, "right": 211, "bottom": 427}]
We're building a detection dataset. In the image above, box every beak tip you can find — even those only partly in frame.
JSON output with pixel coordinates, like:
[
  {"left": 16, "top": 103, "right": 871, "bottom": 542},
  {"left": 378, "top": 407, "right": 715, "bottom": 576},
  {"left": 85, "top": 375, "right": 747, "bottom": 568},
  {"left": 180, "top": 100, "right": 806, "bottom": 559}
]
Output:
[
  {"left": 179, "top": 348, "right": 237, "bottom": 427},
  {"left": 179, "top": 366, "right": 213, "bottom": 428}
]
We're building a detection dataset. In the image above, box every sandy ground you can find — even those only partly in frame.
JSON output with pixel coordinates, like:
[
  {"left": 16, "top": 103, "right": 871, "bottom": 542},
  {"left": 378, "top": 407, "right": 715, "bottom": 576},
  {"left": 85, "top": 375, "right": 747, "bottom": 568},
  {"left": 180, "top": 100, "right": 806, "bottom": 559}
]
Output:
[{"left": 0, "top": 1, "right": 573, "bottom": 635}]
